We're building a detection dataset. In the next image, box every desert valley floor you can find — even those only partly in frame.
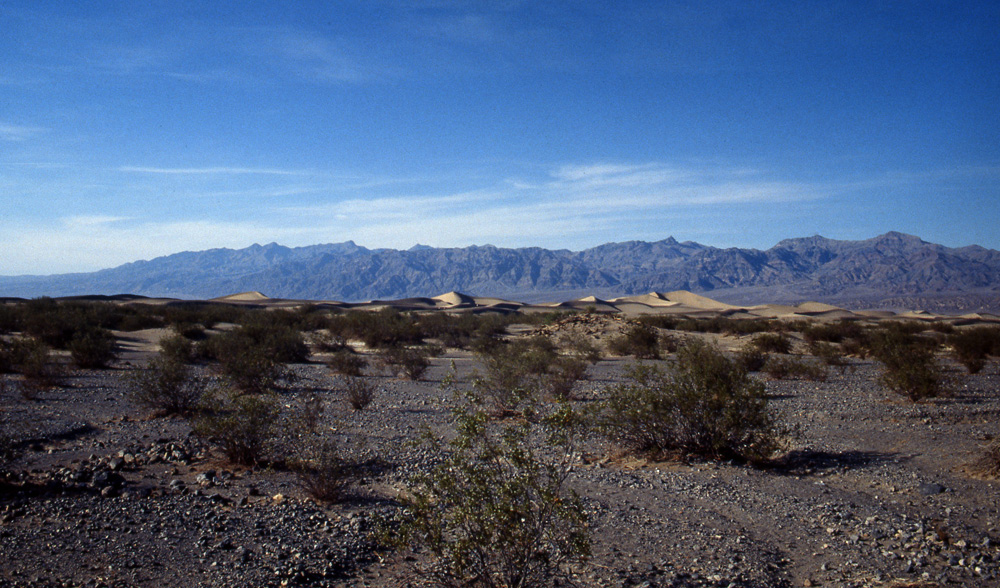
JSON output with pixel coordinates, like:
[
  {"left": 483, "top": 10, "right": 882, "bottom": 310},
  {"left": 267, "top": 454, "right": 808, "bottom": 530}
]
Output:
[{"left": 1, "top": 294, "right": 999, "bottom": 588}]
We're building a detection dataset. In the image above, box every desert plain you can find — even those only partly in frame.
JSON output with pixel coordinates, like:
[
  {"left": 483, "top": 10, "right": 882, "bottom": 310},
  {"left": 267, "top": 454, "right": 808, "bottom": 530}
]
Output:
[{"left": 1, "top": 290, "right": 999, "bottom": 588}]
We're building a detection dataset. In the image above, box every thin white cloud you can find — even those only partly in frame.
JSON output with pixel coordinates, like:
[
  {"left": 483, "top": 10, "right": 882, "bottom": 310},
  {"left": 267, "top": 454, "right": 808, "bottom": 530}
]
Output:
[
  {"left": 0, "top": 123, "right": 48, "bottom": 141},
  {"left": 119, "top": 166, "right": 305, "bottom": 176}
]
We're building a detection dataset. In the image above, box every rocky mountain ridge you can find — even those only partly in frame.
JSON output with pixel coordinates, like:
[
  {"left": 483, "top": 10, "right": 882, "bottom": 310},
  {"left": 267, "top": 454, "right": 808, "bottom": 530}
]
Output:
[{"left": 3, "top": 232, "right": 1000, "bottom": 310}]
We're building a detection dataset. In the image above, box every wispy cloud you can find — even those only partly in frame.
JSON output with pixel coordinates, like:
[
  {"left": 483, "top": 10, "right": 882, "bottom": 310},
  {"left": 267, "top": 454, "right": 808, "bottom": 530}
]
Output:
[
  {"left": 119, "top": 166, "right": 305, "bottom": 176},
  {"left": 0, "top": 123, "right": 48, "bottom": 141}
]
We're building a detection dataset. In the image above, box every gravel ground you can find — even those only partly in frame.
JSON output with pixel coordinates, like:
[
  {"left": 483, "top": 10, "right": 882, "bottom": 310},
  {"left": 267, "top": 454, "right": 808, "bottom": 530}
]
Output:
[{"left": 1, "top": 342, "right": 999, "bottom": 588}]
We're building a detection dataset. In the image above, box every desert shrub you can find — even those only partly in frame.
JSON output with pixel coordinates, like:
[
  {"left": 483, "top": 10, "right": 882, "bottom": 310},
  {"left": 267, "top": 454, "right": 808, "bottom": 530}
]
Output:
[
  {"left": 750, "top": 333, "right": 792, "bottom": 354},
  {"left": 194, "top": 390, "right": 280, "bottom": 466},
  {"left": 313, "top": 330, "right": 350, "bottom": 353},
  {"left": 544, "top": 357, "right": 589, "bottom": 401},
  {"left": 340, "top": 375, "right": 376, "bottom": 410},
  {"left": 159, "top": 332, "right": 195, "bottom": 364},
  {"left": 949, "top": 327, "right": 1000, "bottom": 374},
  {"left": 294, "top": 439, "right": 352, "bottom": 503},
  {"left": 607, "top": 324, "right": 662, "bottom": 359},
  {"left": 597, "top": 340, "right": 788, "bottom": 462},
  {"left": 127, "top": 355, "right": 202, "bottom": 416},
  {"left": 736, "top": 347, "right": 768, "bottom": 372},
  {"left": 802, "top": 320, "right": 865, "bottom": 344},
  {"left": 762, "top": 355, "right": 828, "bottom": 381},
  {"left": 558, "top": 334, "right": 602, "bottom": 363},
  {"left": 809, "top": 341, "right": 847, "bottom": 367},
  {"left": 331, "top": 308, "right": 425, "bottom": 349},
  {"left": 327, "top": 348, "right": 367, "bottom": 377},
  {"left": 6, "top": 337, "right": 61, "bottom": 392},
  {"left": 175, "top": 323, "right": 208, "bottom": 341},
  {"left": 417, "top": 312, "right": 514, "bottom": 350},
  {"left": 68, "top": 326, "right": 117, "bottom": 369},
  {"left": 972, "top": 440, "right": 1000, "bottom": 479},
  {"left": 377, "top": 346, "right": 430, "bottom": 380},
  {"left": 221, "top": 349, "right": 288, "bottom": 395},
  {"left": 386, "top": 404, "right": 589, "bottom": 587},
  {"left": 870, "top": 329, "right": 943, "bottom": 401}
]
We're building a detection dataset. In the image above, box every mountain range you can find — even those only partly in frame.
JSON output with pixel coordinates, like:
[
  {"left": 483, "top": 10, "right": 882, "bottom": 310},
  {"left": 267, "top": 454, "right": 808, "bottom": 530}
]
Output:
[{"left": 3, "top": 232, "right": 1000, "bottom": 311}]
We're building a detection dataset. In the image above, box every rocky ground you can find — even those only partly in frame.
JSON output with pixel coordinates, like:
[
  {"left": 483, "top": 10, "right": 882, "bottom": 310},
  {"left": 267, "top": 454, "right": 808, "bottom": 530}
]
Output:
[{"left": 1, "top": 329, "right": 999, "bottom": 588}]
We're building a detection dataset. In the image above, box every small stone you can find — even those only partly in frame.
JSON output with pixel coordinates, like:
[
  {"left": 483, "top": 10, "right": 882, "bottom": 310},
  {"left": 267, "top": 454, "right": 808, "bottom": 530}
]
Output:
[{"left": 918, "top": 483, "right": 946, "bottom": 496}]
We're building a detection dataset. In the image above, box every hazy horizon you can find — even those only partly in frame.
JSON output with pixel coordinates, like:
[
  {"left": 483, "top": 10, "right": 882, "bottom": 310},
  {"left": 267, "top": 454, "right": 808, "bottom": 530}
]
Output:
[{"left": 3, "top": 2, "right": 998, "bottom": 275}]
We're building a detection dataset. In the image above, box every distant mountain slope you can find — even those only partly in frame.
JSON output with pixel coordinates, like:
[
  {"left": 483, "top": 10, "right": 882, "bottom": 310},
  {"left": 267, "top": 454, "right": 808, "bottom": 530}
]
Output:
[{"left": 2, "top": 232, "right": 1000, "bottom": 309}]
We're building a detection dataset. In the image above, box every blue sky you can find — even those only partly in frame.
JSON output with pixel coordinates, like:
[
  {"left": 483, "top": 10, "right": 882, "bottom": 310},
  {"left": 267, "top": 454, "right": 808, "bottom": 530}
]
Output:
[{"left": 2, "top": 1, "right": 998, "bottom": 275}]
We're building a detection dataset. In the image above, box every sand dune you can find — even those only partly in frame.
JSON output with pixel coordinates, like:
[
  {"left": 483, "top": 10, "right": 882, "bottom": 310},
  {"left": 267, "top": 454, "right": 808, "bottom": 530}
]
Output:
[{"left": 212, "top": 291, "right": 270, "bottom": 302}]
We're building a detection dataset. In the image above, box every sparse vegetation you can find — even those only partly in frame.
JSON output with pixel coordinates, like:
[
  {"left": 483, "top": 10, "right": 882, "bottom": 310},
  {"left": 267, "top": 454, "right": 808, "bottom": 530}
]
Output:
[
  {"left": 598, "top": 340, "right": 788, "bottom": 462},
  {"left": 194, "top": 389, "right": 281, "bottom": 466},
  {"left": 949, "top": 327, "right": 1000, "bottom": 374},
  {"left": 127, "top": 355, "right": 203, "bottom": 416},
  {"left": 870, "top": 329, "right": 943, "bottom": 401},
  {"left": 972, "top": 439, "right": 1000, "bottom": 479},
  {"left": 735, "top": 346, "right": 768, "bottom": 372},
  {"left": 340, "top": 375, "right": 377, "bottom": 410},
  {"left": 159, "top": 332, "right": 195, "bottom": 364},
  {"left": 294, "top": 439, "right": 352, "bottom": 503},
  {"left": 386, "top": 403, "right": 589, "bottom": 587},
  {"left": 762, "top": 355, "right": 828, "bottom": 381},
  {"left": 377, "top": 346, "right": 431, "bottom": 380},
  {"left": 750, "top": 332, "right": 792, "bottom": 354},
  {"left": 607, "top": 323, "right": 663, "bottom": 359},
  {"left": 327, "top": 347, "right": 368, "bottom": 376},
  {"left": 68, "top": 326, "right": 117, "bottom": 369}
]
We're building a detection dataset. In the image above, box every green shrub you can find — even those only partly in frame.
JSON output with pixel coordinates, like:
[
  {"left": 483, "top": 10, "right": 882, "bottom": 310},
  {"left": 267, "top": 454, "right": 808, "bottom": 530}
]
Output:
[
  {"left": 735, "top": 346, "right": 769, "bottom": 372},
  {"left": 159, "top": 332, "right": 195, "bottom": 364},
  {"left": 949, "top": 327, "right": 999, "bottom": 374},
  {"left": 377, "top": 346, "right": 430, "bottom": 380},
  {"left": 7, "top": 337, "right": 61, "bottom": 392},
  {"left": 750, "top": 333, "right": 792, "bottom": 354},
  {"left": 387, "top": 404, "right": 589, "bottom": 587},
  {"left": 127, "top": 356, "right": 202, "bottom": 416},
  {"left": 597, "top": 340, "right": 788, "bottom": 462},
  {"left": 69, "top": 326, "right": 117, "bottom": 369},
  {"left": 607, "top": 324, "right": 662, "bottom": 359},
  {"left": 294, "top": 439, "right": 352, "bottom": 503},
  {"left": 340, "top": 375, "right": 376, "bottom": 410},
  {"left": 203, "top": 333, "right": 291, "bottom": 395},
  {"left": 327, "top": 348, "right": 367, "bottom": 377},
  {"left": 871, "top": 329, "right": 943, "bottom": 401},
  {"left": 194, "top": 390, "right": 280, "bottom": 466},
  {"left": 544, "top": 357, "right": 589, "bottom": 401},
  {"left": 762, "top": 355, "right": 827, "bottom": 381},
  {"left": 808, "top": 341, "right": 849, "bottom": 367}
]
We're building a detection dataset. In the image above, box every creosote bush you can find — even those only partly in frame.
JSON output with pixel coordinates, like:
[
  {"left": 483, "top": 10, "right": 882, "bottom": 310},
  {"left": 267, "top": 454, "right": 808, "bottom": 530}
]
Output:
[
  {"left": 159, "top": 332, "right": 195, "bottom": 364},
  {"left": 327, "top": 348, "right": 367, "bottom": 377},
  {"left": 466, "top": 336, "right": 568, "bottom": 416},
  {"left": 377, "top": 346, "right": 430, "bottom": 380},
  {"left": 972, "top": 439, "right": 1000, "bottom": 479},
  {"left": 340, "top": 375, "right": 376, "bottom": 410},
  {"left": 735, "top": 346, "right": 768, "bottom": 373},
  {"left": 871, "top": 329, "right": 943, "bottom": 401},
  {"left": 385, "top": 403, "right": 589, "bottom": 587},
  {"left": 750, "top": 333, "right": 792, "bottom": 354},
  {"left": 762, "top": 355, "right": 828, "bottom": 381},
  {"left": 949, "top": 327, "right": 1000, "bottom": 374},
  {"left": 598, "top": 340, "right": 788, "bottom": 463},
  {"left": 127, "top": 355, "right": 202, "bottom": 416},
  {"left": 193, "top": 389, "right": 280, "bottom": 466},
  {"left": 68, "top": 326, "right": 117, "bottom": 369},
  {"left": 607, "top": 324, "right": 662, "bottom": 359},
  {"left": 294, "top": 439, "right": 352, "bottom": 503}
]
